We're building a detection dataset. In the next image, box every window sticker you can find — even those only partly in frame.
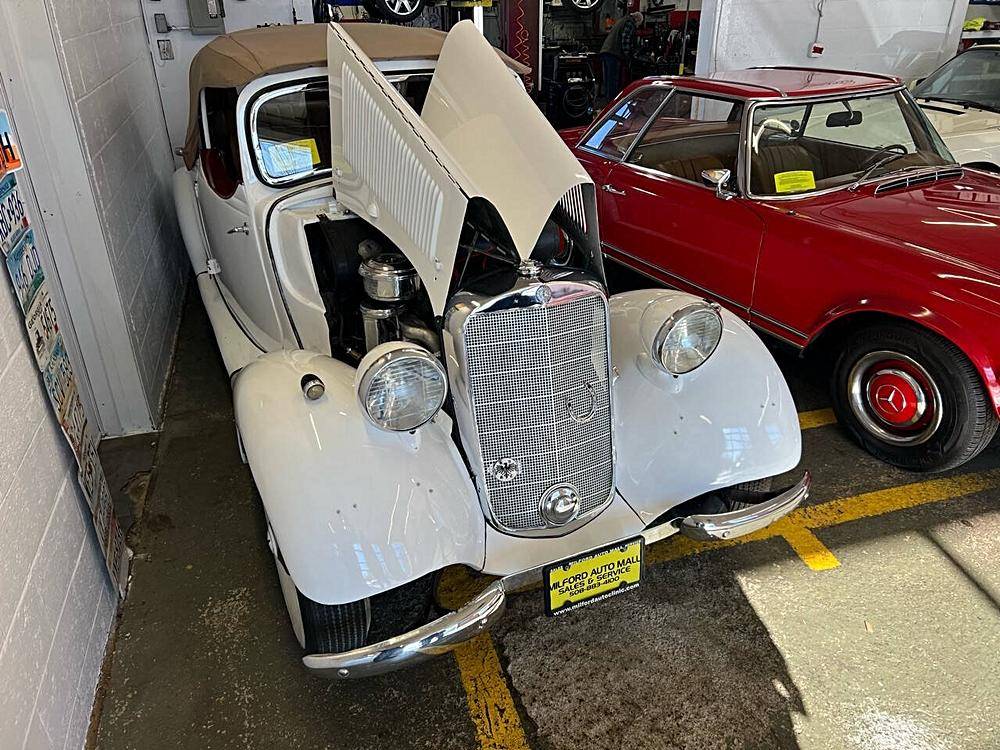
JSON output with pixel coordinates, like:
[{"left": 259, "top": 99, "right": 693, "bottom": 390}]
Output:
[
  {"left": 288, "top": 138, "right": 321, "bottom": 165},
  {"left": 773, "top": 170, "right": 816, "bottom": 194},
  {"left": 259, "top": 138, "right": 319, "bottom": 178}
]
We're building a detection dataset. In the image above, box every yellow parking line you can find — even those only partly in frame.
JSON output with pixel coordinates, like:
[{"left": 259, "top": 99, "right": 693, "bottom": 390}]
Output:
[
  {"left": 453, "top": 468, "right": 1000, "bottom": 749},
  {"left": 646, "top": 468, "right": 1000, "bottom": 569},
  {"left": 799, "top": 407, "right": 837, "bottom": 430},
  {"left": 775, "top": 521, "right": 842, "bottom": 571},
  {"left": 454, "top": 633, "right": 530, "bottom": 750}
]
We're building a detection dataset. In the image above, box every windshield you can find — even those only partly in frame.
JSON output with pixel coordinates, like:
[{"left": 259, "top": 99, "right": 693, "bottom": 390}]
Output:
[
  {"left": 749, "top": 91, "right": 953, "bottom": 196},
  {"left": 913, "top": 48, "right": 1000, "bottom": 112},
  {"left": 251, "top": 74, "right": 433, "bottom": 185}
]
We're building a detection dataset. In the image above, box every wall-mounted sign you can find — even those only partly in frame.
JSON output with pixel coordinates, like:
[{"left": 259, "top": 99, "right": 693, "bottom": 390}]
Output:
[
  {"left": 0, "top": 110, "right": 23, "bottom": 179},
  {"left": 0, "top": 110, "right": 129, "bottom": 597}
]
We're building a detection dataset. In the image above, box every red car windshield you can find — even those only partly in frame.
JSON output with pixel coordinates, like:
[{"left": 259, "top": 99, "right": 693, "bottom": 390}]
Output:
[{"left": 749, "top": 91, "right": 953, "bottom": 196}]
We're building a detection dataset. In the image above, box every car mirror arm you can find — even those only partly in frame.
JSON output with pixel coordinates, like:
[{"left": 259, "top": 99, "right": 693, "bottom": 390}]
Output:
[{"left": 701, "top": 168, "right": 737, "bottom": 201}]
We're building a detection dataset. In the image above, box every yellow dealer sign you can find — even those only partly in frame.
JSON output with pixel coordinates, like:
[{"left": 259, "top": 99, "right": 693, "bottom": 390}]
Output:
[{"left": 544, "top": 538, "right": 643, "bottom": 616}]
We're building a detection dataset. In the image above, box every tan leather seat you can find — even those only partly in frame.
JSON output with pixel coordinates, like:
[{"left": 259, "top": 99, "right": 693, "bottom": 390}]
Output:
[
  {"left": 652, "top": 155, "right": 727, "bottom": 183},
  {"left": 751, "top": 143, "right": 821, "bottom": 194}
]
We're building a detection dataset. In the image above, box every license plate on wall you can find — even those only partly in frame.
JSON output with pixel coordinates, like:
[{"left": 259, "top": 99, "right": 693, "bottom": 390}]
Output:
[{"left": 544, "top": 538, "right": 643, "bottom": 616}]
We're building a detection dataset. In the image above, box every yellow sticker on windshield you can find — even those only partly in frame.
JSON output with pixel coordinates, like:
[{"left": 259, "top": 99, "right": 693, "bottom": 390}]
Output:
[
  {"left": 774, "top": 170, "right": 816, "bottom": 194},
  {"left": 288, "top": 138, "right": 320, "bottom": 165}
]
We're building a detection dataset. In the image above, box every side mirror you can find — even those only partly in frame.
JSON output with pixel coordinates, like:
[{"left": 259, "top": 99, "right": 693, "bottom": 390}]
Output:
[{"left": 701, "top": 168, "right": 736, "bottom": 200}]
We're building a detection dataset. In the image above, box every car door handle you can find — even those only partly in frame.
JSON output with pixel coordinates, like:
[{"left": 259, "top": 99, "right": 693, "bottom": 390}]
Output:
[
  {"left": 601, "top": 184, "right": 626, "bottom": 196},
  {"left": 227, "top": 223, "right": 249, "bottom": 235}
]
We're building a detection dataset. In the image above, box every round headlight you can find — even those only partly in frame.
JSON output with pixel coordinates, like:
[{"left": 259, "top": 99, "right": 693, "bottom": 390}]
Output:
[
  {"left": 653, "top": 303, "right": 723, "bottom": 374},
  {"left": 357, "top": 344, "right": 447, "bottom": 431}
]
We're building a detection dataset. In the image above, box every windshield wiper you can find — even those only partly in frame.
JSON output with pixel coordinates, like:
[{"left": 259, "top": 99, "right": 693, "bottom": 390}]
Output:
[
  {"left": 919, "top": 96, "right": 1000, "bottom": 114},
  {"left": 848, "top": 152, "right": 910, "bottom": 191}
]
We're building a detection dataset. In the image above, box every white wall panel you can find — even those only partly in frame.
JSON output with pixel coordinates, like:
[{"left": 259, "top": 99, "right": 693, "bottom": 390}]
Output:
[{"left": 697, "top": 0, "right": 969, "bottom": 81}]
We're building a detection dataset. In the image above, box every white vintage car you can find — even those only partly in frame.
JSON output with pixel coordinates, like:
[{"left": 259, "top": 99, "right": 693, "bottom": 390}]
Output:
[
  {"left": 173, "top": 21, "right": 808, "bottom": 678},
  {"left": 914, "top": 45, "right": 1000, "bottom": 172}
]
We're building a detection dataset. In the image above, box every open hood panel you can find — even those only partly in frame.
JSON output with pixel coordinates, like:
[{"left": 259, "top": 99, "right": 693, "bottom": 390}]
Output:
[
  {"left": 327, "top": 21, "right": 593, "bottom": 314},
  {"left": 419, "top": 21, "right": 593, "bottom": 260}
]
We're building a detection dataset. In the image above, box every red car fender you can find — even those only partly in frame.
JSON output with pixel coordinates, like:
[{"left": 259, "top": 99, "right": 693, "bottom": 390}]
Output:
[{"left": 809, "top": 298, "right": 1000, "bottom": 416}]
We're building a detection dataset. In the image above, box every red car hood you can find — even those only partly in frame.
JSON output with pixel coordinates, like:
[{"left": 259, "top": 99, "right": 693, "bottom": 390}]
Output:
[{"left": 793, "top": 170, "right": 1000, "bottom": 276}]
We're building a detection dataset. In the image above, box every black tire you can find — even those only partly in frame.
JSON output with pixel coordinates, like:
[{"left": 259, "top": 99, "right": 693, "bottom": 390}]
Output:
[
  {"left": 721, "top": 477, "right": 774, "bottom": 510},
  {"left": 830, "top": 323, "right": 998, "bottom": 472},
  {"left": 299, "top": 572, "right": 436, "bottom": 654},
  {"left": 364, "top": 0, "right": 425, "bottom": 23}
]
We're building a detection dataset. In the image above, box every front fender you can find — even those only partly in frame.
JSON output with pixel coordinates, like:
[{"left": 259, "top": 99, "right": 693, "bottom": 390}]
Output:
[
  {"left": 234, "top": 350, "right": 485, "bottom": 605},
  {"left": 610, "top": 290, "right": 802, "bottom": 525}
]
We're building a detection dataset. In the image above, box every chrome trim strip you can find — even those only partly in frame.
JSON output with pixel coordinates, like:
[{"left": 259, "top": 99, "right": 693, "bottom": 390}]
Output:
[
  {"left": 679, "top": 472, "right": 811, "bottom": 541},
  {"left": 601, "top": 242, "right": 750, "bottom": 316},
  {"left": 304, "top": 473, "right": 810, "bottom": 678},
  {"left": 749, "top": 310, "right": 810, "bottom": 342},
  {"left": 748, "top": 65, "right": 900, "bottom": 86}
]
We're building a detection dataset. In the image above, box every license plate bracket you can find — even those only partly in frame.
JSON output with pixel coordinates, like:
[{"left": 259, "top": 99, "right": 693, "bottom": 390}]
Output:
[{"left": 543, "top": 537, "right": 644, "bottom": 616}]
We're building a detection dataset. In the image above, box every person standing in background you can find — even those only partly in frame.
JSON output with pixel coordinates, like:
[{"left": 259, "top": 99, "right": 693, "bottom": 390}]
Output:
[{"left": 599, "top": 11, "right": 643, "bottom": 101}]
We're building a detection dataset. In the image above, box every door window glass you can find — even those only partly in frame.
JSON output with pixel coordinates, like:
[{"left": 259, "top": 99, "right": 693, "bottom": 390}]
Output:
[
  {"left": 628, "top": 92, "right": 743, "bottom": 183},
  {"left": 581, "top": 86, "right": 669, "bottom": 160}
]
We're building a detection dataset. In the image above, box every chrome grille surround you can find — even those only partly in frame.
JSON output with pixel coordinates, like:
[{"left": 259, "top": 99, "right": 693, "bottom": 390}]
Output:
[{"left": 444, "top": 280, "right": 615, "bottom": 535}]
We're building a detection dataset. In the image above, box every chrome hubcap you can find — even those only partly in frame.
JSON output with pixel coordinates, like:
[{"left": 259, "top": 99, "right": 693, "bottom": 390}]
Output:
[
  {"left": 848, "top": 350, "right": 942, "bottom": 446},
  {"left": 386, "top": 0, "right": 415, "bottom": 13}
]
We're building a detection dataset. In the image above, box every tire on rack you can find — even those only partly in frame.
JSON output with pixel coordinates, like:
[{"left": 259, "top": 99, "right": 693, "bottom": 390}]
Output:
[
  {"left": 830, "top": 323, "right": 998, "bottom": 472},
  {"left": 566, "top": 0, "right": 603, "bottom": 13},
  {"left": 363, "top": 0, "right": 426, "bottom": 24},
  {"left": 297, "top": 572, "right": 437, "bottom": 654}
]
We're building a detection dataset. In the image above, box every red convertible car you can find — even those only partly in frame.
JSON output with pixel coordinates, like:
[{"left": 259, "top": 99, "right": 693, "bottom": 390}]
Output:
[{"left": 566, "top": 67, "right": 1000, "bottom": 471}]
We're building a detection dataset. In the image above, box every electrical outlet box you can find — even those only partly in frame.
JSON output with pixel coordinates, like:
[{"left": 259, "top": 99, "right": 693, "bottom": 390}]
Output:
[
  {"left": 154, "top": 13, "right": 169, "bottom": 33},
  {"left": 186, "top": 0, "right": 226, "bottom": 36},
  {"left": 157, "top": 39, "right": 175, "bottom": 60},
  {"left": 808, "top": 43, "right": 825, "bottom": 58}
]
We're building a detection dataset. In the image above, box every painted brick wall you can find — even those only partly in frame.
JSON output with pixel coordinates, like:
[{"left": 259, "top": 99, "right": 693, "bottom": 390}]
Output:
[
  {"left": 698, "top": 0, "right": 969, "bottom": 81},
  {"left": 48, "top": 0, "right": 186, "bottom": 418},
  {"left": 0, "top": 277, "right": 115, "bottom": 749}
]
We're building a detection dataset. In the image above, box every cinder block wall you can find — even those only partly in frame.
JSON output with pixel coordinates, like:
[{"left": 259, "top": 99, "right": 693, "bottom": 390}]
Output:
[
  {"left": 0, "top": 278, "right": 115, "bottom": 748},
  {"left": 48, "top": 0, "right": 186, "bottom": 417}
]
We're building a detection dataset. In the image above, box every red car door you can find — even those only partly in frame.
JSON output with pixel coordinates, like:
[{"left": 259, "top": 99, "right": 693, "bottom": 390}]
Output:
[
  {"left": 592, "top": 89, "right": 765, "bottom": 316},
  {"left": 601, "top": 162, "right": 764, "bottom": 315}
]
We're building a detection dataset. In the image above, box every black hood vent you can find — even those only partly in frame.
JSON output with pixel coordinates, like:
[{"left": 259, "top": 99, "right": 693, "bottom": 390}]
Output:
[{"left": 874, "top": 166, "right": 965, "bottom": 196}]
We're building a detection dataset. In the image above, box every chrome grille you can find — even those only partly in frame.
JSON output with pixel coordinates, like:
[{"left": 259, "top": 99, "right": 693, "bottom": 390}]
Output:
[{"left": 462, "top": 285, "right": 613, "bottom": 531}]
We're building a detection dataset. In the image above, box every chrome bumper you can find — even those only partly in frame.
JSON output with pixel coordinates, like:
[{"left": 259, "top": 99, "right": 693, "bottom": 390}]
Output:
[
  {"left": 678, "top": 472, "right": 811, "bottom": 541},
  {"left": 304, "top": 472, "right": 810, "bottom": 679}
]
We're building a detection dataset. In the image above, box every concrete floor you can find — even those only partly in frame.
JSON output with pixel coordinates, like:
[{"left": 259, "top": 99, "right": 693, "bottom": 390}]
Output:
[{"left": 93, "top": 292, "right": 1000, "bottom": 750}]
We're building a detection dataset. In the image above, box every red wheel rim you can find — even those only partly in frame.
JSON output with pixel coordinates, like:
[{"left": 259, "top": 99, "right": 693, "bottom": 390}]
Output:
[{"left": 848, "top": 351, "right": 942, "bottom": 446}]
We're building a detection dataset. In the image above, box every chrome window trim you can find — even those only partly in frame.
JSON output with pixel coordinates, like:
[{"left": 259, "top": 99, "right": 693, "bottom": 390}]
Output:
[
  {"left": 576, "top": 83, "right": 673, "bottom": 162},
  {"left": 247, "top": 71, "right": 435, "bottom": 188},
  {"left": 581, "top": 86, "right": 745, "bottom": 192}
]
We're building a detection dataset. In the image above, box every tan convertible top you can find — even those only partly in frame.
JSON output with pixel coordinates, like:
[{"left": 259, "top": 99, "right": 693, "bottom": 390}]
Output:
[{"left": 182, "top": 22, "right": 529, "bottom": 169}]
